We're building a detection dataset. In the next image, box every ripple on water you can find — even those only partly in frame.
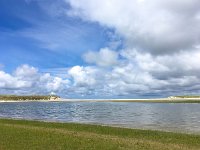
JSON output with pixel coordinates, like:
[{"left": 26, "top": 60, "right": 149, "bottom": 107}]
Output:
[{"left": 0, "top": 102, "right": 200, "bottom": 134}]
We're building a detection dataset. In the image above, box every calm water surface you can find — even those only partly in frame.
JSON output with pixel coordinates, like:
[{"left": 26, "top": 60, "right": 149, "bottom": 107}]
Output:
[{"left": 0, "top": 101, "right": 200, "bottom": 134}]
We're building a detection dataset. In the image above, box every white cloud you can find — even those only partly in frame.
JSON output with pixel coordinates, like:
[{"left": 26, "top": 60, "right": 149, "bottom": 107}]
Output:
[
  {"left": 0, "top": 71, "right": 32, "bottom": 89},
  {"left": 66, "top": 46, "right": 200, "bottom": 97},
  {"left": 67, "top": 0, "right": 200, "bottom": 54},
  {"left": 14, "top": 64, "right": 38, "bottom": 77},
  {"left": 1, "top": 1, "right": 200, "bottom": 98},
  {"left": 122, "top": 49, "right": 200, "bottom": 79},
  {"left": 45, "top": 76, "right": 69, "bottom": 92},
  {"left": 0, "top": 65, "right": 69, "bottom": 95},
  {"left": 1, "top": 59, "right": 200, "bottom": 97},
  {"left": 83, "top": 48, "right": 118, "bottom": 67},
  {"left": 68, "top": 66, "right": 97, "bottom": 86},
  {"left": 63, "top": 0, "right": 200, "bottom": 97}
]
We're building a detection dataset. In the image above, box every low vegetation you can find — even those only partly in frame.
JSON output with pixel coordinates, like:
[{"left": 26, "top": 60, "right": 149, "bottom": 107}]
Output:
[
  {"left": 0, "top": 119, "right": 200, "bottom": 150},
  {"left": 0, "top": 95, "right": 60, "bottom": 101},
  {"left": 173, "top": 95, "right": 200, "bottom": 98},
  {"left": 110, "top": 99, "right": 200, "bottom": 103}
]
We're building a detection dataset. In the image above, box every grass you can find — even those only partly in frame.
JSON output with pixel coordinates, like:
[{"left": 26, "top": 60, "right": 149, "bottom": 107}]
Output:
[{"left": 0, "top": 119, "right": 200, "bottom": 150}]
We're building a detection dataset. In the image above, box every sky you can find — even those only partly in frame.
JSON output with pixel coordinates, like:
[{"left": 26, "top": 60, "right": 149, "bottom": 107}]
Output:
[{"left": 0, "top": 0, "right": 200, "bottom": 98}]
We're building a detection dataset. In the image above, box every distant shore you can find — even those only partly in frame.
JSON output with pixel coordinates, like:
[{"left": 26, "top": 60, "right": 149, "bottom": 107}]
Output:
[
  {"left": 108, "top": 98, "right": 200, "bottom": 103},
  {"left": 0, "top": 95, "right": 60, "bottom": 102},
  {"left": 60, "top": 97, "right": 200, "bottom": 103},
  {"left": 0, "top": 99, "right": 62, "bottom": 103},
  {"left": 1, "top": 96, "right": 200, "bottom": 103}
]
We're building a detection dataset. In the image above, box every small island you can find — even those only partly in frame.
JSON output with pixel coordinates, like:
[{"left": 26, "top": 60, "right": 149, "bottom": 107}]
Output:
[{"left": 0, "top": 95, "right": 60, "bottom": 102}]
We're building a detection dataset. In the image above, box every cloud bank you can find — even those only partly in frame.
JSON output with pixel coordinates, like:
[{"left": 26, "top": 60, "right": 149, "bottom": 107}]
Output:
[
  {"left": 67, "top": 0, "right": 200, "bottom": 55},
  {"left": 0, "top": 65, "right": 69, "bottom": 96},
  {"left": 65, "top": 0, "right": 200, "bottom": 97},
  {"left": 83, "top": 48, "right": 118, "bottom": 67},
  {"left": 1, "top": 0, "right": 200, "bottom": 98}
]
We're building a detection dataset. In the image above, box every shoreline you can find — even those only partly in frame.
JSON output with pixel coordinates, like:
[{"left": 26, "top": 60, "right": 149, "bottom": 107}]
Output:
[
  {"left": 0, "top": 95, "right": 61, "bottom": 102},
  {"left": 0, "top": 99, "right": 63, "bottom": 103},
  {"left": 1, "top": 117, "right": 198, "bottom": 135},
  {"left": 1, "top": 98, "right": 200, "bottom": 103}
]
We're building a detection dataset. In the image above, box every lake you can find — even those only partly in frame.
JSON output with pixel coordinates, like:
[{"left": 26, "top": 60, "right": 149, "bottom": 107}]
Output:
[{"left": 0, "top": 101, "right": 200, "bottom": 134}]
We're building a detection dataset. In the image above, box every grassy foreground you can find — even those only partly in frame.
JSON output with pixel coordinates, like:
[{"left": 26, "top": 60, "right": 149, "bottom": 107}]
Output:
[{"left": 0, "top": 119, "right": 200, "bottom": 150}]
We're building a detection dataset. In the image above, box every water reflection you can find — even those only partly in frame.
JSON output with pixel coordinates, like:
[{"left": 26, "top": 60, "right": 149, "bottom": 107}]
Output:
[{"left": 0, "top": 102, "right": 200, "bottom": 133}]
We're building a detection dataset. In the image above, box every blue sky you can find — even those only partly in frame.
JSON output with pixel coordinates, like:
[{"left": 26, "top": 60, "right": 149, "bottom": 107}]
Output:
[
  {"left": 0, "top": 0, "right": 110, "bottom": 72},
  {"left": 1, "top": 0, "right": 200, "bottom": 98}
]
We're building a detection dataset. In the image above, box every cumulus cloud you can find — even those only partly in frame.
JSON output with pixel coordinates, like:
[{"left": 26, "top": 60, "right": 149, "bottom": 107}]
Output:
[
  {"left": 0, "top": 71, "right": 32, "bottom": 89},
  {"left": 82, "top": 48, "right": 119, "bottom": 67},
  {"left": 61, "top": 0, "right": 200, "bottom": 96},
  {"left": 1, "top": 1, "right": 200, "bottom": 98},
  {"left": 68, "top": 66, "right": 97, "bottom": 87},
  {"left": 1, "top": 61, "right": 200, "bottom": 98},
  {"left": 0, "top": 65, "right": 69, "bottom": 95},
  {"left": 67, "top": 0, "right": 200, "bottom": 55},
  {"left": 14, "top": 64, "right": 38, "bottom": 78},
  {"left": 62, "top": 0, "right": 200, "bottom": 97}
]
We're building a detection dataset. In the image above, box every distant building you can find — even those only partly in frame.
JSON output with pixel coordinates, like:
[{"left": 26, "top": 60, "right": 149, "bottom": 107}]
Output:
[{"left": 49, "top": 95, "right": 60, "bottom": 101}]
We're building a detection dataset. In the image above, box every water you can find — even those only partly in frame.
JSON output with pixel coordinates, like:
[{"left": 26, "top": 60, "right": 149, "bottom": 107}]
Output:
[{"left": 0, "top": 101, "right": 200, "bottom": 134}]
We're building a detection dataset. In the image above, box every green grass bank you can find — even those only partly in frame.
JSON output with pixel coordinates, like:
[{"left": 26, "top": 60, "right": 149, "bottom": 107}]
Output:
[{"left": 0, "top": 119, "right": 200, "bottom": 150}]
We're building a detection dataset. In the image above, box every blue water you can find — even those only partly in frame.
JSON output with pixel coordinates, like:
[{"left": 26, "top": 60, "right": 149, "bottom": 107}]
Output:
[{"left": 0, "top": 101, "right": 200, "bottom": 133}]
